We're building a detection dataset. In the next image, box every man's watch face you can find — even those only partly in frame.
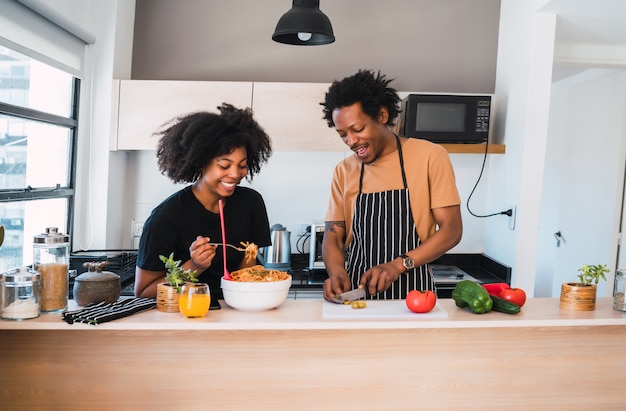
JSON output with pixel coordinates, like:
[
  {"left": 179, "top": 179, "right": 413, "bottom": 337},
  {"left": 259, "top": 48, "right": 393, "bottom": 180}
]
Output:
[{"left": 402, "top": 255, "right": 414, "bottom": 269}]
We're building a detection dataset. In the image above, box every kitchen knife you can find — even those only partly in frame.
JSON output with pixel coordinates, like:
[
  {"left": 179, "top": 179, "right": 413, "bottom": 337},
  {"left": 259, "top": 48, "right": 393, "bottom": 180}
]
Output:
[{"left": 332, "top": 288, "right": 366, "bottom": 304}]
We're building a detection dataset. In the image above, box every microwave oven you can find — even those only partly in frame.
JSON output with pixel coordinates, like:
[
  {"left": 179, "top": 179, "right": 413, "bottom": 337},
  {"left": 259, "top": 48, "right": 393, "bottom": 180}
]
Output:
[{"left": 397, "top": 93, "right": 493, "bottom": 144}]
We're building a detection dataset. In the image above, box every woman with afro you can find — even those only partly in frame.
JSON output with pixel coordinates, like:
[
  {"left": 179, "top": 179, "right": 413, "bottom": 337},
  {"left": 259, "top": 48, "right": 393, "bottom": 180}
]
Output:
[{"left": 134, "top": 104, "right": 272, "bottom": 301}]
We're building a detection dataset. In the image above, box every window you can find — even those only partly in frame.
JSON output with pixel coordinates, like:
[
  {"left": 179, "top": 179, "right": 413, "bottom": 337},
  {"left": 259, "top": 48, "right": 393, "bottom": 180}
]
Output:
[{"left": 0, "top": 45, "right": 79, "bottom": 272}]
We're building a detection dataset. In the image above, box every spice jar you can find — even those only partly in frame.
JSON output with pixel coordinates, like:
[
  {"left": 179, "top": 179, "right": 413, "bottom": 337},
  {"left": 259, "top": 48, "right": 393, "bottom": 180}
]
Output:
[
  {"left": 613, "top": 269, "right": 626, "bottom": 311},
  {"left": 34, "top": 227, "right": 70, "bottom": 312},
  {"left": 1, "top": 267, "right": 41, "bottom": 320}
]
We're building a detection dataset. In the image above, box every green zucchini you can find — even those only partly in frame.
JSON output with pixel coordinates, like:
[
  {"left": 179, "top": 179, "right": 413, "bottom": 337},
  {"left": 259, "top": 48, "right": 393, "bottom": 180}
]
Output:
[{"left": 490, "top": 295, "right": 521, "bottom": 314}]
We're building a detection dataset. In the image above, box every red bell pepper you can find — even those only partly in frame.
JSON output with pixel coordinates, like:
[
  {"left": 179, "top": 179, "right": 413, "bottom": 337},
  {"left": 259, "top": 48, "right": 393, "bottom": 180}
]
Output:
[{"left": 481, "top": 282, "right": 510, "bottom": 297}]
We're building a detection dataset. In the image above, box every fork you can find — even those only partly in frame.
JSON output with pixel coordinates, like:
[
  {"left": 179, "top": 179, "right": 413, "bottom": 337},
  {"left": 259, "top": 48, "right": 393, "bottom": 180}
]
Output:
[{"left": 206, "top": 242, "right": 246, "bottom": 252}]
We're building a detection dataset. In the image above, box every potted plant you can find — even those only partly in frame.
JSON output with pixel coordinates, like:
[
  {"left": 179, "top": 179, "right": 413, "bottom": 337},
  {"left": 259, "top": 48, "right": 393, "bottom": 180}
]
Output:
[
  {"left": 560, "top": 263, "right": 609, "bottom": 311},
  {"left": 156, "top": 253, "right": 198, "bottom": 312}
]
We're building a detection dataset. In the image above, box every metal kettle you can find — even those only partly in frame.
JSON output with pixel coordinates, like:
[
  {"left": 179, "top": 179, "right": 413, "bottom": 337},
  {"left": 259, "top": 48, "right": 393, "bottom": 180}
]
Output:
[{"left": 259, "top": 224, "right": 291, "bottom": 270}]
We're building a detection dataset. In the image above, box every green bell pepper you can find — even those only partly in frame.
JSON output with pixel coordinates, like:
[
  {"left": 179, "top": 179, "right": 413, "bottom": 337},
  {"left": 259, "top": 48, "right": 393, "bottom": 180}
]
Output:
[{"left": 452, "top": 280, "right": 493, "bottom": 314}]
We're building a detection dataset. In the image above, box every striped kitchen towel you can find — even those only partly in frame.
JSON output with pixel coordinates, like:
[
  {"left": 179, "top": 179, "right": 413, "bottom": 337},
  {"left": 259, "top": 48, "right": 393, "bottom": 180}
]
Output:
[{"left": 62, "top": 297, "right": 156, "bottom": 325}]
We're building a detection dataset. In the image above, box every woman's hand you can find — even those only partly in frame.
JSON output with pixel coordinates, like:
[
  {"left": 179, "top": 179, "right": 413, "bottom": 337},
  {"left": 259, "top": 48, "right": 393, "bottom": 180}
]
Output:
[{"left": 189, "top": 236, "right": 217, "bottom": 272}]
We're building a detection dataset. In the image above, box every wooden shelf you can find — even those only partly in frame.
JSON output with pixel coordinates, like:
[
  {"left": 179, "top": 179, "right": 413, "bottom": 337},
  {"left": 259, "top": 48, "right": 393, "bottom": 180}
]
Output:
[{"left": 441, "top": 143, "right": 505, "bottom": 154}]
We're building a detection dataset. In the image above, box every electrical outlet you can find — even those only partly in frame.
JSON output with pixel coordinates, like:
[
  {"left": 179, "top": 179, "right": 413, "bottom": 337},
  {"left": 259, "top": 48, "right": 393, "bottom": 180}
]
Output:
[
  {"left": 296, "top": 223, "right": 311, "bottom": 236},
  {"left": 508, "top": 206, "right": 517, "bottom": 230},
  {"left": 131, "top": 219, "right": 144, "bottom": 237}
]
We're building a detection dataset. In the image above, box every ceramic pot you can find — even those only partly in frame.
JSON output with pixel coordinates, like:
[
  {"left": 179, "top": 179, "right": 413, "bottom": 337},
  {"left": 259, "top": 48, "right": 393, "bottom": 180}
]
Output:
[
  {"left": 156, "top": 282, "right": 180, "bottom": 313},
  {"left": 73, "top": 270, "right": 121, "bottom": 306},
  {"left": 559, "top": 282, "right": 597, "bottom": 311}
]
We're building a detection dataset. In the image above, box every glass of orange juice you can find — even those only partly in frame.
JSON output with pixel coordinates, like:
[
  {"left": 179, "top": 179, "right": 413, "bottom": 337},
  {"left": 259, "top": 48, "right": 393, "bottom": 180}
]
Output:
[{"left": 179, "top": 283, "right": 210, "bottom": 318}]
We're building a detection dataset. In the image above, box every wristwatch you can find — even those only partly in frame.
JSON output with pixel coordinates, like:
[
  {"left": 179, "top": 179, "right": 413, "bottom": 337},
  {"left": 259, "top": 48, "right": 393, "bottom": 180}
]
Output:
[{"left": 400, "top": 254, "right": 414, "bottom": 271}]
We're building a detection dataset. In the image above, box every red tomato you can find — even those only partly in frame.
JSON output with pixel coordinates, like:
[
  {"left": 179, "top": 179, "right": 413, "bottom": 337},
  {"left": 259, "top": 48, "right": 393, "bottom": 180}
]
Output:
[
  {"left": 405, "top": 290, "right": 437, "bottom": 313},
  {"left": 500, "top": 287, "right": 526, "bottom": 307}
]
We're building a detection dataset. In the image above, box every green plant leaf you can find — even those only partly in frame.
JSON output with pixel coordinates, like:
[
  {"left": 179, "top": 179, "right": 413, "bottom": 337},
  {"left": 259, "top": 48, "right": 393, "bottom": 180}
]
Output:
[
  {"left": 577, "top": 263, "right": 609, "bottom": 286},
  {"left": 159, "top": 252, "right": 199, "bottom": 292}
]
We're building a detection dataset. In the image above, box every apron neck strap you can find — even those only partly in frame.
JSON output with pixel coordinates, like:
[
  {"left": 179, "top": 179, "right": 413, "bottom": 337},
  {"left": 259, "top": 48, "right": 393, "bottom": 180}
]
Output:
[{"left": 359, "top": 135, "right": 408, "bottom": 193}]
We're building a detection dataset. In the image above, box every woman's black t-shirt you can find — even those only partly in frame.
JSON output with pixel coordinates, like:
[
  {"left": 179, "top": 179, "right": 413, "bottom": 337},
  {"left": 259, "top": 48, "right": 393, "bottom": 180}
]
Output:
[{"left": 136, "top": 186, "right": 272, "bottom": 298}]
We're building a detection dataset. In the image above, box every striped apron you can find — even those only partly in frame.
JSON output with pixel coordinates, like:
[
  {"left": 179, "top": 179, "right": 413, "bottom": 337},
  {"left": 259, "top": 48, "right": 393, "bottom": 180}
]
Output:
[{"left": 345, "top": 136, "right": 435, "bottom": 299}]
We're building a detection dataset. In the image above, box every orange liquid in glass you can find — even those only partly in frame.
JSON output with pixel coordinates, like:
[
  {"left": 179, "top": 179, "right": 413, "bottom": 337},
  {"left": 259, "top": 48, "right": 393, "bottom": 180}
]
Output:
[{"left": 179, "top": 293, "right": 210, "bottom": 318}]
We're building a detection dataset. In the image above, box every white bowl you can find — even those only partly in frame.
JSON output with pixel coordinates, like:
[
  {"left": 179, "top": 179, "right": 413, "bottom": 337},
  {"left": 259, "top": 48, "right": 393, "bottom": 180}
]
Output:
[{"left": 221, "top": 275, "right": 292, "bottom": 312}]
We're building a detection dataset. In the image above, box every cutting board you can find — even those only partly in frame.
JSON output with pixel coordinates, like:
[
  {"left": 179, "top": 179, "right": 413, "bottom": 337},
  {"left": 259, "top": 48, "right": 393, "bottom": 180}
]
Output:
[{"left": 322, "top": 300, "right": 448, "bottom": 320}]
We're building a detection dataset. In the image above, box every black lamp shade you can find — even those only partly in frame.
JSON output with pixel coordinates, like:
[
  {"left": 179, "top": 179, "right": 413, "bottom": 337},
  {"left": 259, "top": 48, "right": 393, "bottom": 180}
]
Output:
[{"left": 272, "top": 0, "right": 335, "bottom": 45}]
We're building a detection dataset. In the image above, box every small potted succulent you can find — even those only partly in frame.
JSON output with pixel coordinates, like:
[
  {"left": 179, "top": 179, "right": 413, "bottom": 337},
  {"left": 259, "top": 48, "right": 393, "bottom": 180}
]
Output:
[
  {"left": 156, "top": 252, "right": 198, "bottom": 312},
  {"left": 560, "top": 263, "right": 609, "bottom": 311}
]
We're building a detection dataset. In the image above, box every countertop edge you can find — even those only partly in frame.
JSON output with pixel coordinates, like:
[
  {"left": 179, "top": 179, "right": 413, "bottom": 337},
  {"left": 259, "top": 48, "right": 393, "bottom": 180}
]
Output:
[{"left": 2, "top": 298, "right": 626, "bottom": 331}]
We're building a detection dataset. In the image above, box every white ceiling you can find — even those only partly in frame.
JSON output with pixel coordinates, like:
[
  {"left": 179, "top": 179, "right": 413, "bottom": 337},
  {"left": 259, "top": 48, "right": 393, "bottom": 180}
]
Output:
[
  {"left": 546, "top": 0, "right": 626, "bottom": 46},
  {"left": 556, "top": 13, "right": 626, "bottom": 46},
  {"left": 541, "top": 0, "right": 626, "bottom": 82}
]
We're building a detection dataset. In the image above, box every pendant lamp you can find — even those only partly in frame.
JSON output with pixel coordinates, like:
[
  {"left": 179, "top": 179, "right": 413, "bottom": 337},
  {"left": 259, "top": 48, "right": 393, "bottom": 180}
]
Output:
[{"left": 272, "top": 0, "right": 335, "bottom": 45}]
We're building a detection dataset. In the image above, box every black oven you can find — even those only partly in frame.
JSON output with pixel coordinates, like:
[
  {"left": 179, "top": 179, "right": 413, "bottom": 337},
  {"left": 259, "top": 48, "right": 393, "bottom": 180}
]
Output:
[{"left": 430, "top": 264, "right": 482, "bottom": 298}]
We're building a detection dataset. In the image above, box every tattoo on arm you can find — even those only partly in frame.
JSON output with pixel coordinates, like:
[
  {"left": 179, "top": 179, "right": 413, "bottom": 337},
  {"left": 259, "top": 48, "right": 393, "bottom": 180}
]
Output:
[{"left": 325, "top": 221, "right": 345, "bottom": 233}]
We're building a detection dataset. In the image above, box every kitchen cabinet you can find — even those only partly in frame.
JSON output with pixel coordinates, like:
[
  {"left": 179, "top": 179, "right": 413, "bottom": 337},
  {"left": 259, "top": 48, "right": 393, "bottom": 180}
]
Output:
[
  {"left": 251, "top": 82, "right": 349, "bottom": 152},
  {"left": 111, "top": 80, "right": 253, "bottom": 150},
  {"left": 112, "top": 79, "right": 505, "bottom": 153},
  {"left": 2, "top": 298, "right": 625, "bottom": 410}
]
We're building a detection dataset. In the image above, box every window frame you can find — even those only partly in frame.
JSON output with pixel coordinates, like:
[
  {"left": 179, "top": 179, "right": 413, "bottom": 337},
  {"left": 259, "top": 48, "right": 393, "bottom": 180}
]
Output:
[{"left": 0, "top": 76, "right": 80, "bottom": 241}]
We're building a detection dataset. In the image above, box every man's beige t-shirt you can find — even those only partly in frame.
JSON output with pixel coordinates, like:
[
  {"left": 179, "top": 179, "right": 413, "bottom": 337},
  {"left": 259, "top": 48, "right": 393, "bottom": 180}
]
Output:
[{"left": 325, "top": 138, "right": 461, "bottom": 246}]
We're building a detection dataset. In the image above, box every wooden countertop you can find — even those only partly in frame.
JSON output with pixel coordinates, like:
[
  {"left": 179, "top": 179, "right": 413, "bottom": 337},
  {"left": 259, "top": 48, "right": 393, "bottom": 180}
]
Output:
[
  {"left": 3, "top": 297, "right": 626, "bottom": 410},
  {"left": 3, "top": 297, "right": 625, "bottom": 331}
]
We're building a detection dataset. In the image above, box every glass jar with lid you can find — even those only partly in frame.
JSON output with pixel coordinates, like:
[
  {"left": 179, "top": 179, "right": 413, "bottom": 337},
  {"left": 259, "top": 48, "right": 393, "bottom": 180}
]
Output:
[
  {"left": 34, "top": 227, "right": 70, "bottom": 312},
  {"left": 1, "top": 267, "right": 41, "bottom": 320},
  {"left": 613, "top": 269, "right": 626, "bottom": 311}
]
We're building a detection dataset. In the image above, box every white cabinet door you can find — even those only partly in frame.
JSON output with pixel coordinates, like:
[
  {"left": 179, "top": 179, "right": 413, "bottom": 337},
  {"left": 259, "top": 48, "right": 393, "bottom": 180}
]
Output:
[
  {"left": 252, "top": 82, "right": 350, "bottom": 152},
  {"left": 113, "top": 80, "right": 253, "bottom": 150}
]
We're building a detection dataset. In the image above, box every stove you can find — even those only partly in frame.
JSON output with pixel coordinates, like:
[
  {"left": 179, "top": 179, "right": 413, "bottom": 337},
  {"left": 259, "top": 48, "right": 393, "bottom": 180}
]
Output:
[
  {"left": 429, "top": 264, "right": 481, "bottom": 284},
  {"left": 70, "top": 250, "right": 138, "bottom": 297},
  {"left": 304, "top": 264, "right": 479, "bottom": 287}
]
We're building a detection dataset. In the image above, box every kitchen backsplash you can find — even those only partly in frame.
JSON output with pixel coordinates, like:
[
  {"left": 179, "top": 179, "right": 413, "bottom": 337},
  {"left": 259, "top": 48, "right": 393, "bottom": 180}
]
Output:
[{"left": 124, "top": 150, "right": 489, "bottom": 254}]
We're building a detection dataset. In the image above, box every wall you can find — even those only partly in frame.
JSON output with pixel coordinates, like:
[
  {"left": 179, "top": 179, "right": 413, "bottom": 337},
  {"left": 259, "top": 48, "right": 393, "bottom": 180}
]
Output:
[
  {"left": 124, "top": 148, "right": 491, "bottom": 255},
  {"left": 489, "top": 0, "right": 626, "bottom": 296},
  {"left": 537, "top": 69, "right": 626, "bottom": 297},
  {"left": 114, "top": 0, "right": 505, "bottom": 254},
  {"left": 486, "top": 0, "right": 557, "bottom": 293},
  {"left": 71, "top": 0, "right": 135, "bottom": 251},
  {"left": 15, "top": 0, "right": 500, "bottom": 255},
  {"left": 130, "top": 0, "right": 501, "bottom": 93}
]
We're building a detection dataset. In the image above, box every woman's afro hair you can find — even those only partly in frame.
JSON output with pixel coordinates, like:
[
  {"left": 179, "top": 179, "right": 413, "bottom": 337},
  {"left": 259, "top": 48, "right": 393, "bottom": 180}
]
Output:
[{"left": 154, "top": 103, "right": 272, "bottom": 184}]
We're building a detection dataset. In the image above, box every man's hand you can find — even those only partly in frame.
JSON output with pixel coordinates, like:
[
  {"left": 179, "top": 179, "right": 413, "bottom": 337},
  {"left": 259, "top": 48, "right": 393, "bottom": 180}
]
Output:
[
  {"left": 323, "top": 274, "right": 352, "bottom": 302},
  {"left": 359, "top": 260, "right": 405, "bottom": 295}
]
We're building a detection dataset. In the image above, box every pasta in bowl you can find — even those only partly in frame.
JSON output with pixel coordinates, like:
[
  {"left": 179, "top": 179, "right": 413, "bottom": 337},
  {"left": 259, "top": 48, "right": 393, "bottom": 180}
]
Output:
[{"left": 221, "top": 265, "right": 292, "bottom": 312}]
